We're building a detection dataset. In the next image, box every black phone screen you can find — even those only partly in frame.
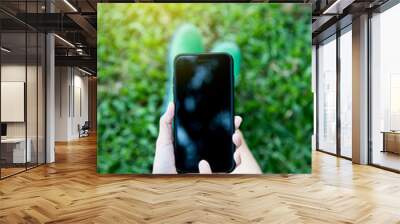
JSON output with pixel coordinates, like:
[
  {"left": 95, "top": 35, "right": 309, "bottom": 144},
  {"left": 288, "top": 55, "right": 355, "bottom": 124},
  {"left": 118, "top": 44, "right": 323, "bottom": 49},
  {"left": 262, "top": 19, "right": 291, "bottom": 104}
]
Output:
[{"left": 174, "top": 53, "right": 235, "bottom": 173}]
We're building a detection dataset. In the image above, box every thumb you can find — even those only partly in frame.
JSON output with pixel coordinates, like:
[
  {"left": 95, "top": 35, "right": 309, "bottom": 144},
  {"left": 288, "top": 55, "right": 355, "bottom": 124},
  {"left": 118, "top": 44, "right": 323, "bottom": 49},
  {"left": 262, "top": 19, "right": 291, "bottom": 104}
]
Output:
[{"left": 198, "top": 160, "right": 212, "bottom": 174}]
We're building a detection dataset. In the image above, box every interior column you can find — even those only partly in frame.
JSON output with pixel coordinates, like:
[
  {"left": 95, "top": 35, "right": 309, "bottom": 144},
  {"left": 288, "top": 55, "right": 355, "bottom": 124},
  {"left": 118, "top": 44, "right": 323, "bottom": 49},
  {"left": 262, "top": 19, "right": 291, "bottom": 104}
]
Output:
[{"left": 352, "top": 14, "right": 369, "bottom": 164}]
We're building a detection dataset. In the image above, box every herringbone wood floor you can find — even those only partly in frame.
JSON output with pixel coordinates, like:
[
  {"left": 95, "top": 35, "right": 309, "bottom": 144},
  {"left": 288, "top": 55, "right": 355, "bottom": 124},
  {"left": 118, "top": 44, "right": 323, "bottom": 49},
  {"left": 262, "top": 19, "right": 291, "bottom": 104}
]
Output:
[{"left": 1, "top": 135, "right": 400, "bottom": 223}]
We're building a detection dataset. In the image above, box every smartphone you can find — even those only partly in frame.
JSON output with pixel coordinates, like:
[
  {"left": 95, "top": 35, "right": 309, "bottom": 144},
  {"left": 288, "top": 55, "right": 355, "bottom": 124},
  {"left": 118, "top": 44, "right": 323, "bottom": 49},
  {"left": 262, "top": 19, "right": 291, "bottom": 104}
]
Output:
[{"left": 173, "top": 53, "right": 235, "bottom": 173}]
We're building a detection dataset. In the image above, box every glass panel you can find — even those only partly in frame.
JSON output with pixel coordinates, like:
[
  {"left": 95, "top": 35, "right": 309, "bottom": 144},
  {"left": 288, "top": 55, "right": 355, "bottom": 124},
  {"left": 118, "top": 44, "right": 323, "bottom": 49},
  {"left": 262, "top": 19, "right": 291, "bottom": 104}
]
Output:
[
  {"left": 27, "top": 30, "right": 38, "bottom": 169},
  {"left": 38, "top": 32, "right": 45, "bottom": 165},
  {"left": 26, "top": 0, "right": 39, "bottom": 169},
  {"left": 317, "top": 36, "right": 337, "bottom": 154},
  {"left": 340, "top": 28, "right": 352, "bottom": 158},
  {"left": 0, "top": 1, "right": 46, "bottom": 178},
  {"left": 371, "top": 4, "right": 400, "bottom": 171},
  {"left": 1, "top": 30, "right": 27, "bottom": 177}
]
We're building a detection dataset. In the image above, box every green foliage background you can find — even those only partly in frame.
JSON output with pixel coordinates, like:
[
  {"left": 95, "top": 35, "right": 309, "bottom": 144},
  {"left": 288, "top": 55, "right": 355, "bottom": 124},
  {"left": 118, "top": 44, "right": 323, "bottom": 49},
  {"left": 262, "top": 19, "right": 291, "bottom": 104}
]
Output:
[{"left": 97, "top": 3, "right": 312, "bottom": 174}]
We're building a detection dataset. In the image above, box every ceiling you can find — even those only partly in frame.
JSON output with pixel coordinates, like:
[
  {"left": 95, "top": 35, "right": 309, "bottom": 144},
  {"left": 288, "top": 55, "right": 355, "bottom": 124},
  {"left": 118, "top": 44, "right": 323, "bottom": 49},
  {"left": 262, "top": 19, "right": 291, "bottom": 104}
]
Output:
[
  {"left": 311, "top": 0, "right": 390, "bottom": 43},
  {"left": 0, "top": 0, "right": 394, "bottom": 74},
  {"left": 1, "top": 0, "right": 98, "bottom": 74}
]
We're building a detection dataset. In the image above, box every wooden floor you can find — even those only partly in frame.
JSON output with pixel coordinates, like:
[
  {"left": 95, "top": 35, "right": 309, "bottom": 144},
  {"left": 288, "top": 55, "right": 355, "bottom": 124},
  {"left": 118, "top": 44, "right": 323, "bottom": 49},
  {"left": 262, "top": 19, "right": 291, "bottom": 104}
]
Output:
[
  {"left": 1, "top": 135, "right": 400, "bottom": 223},
  {"left": 373, "top": 150, "right": 400, "bottom": 171},
  {"left": 1, "top": 163, "right": 44, "bottom": 178},
  {"left": 1, "top": 167, "right": 26, "bottom": 178}
]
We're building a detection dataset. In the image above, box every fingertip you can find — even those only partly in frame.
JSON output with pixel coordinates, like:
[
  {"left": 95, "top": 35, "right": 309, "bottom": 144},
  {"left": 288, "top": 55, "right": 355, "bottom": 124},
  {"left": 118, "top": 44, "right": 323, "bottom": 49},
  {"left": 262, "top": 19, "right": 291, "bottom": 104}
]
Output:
[
  {"left": 234, "top": 116, "right": 242, "bottom": 129},
  {"left": 198, "top": 160, "right": 212, "bottom": 174}
]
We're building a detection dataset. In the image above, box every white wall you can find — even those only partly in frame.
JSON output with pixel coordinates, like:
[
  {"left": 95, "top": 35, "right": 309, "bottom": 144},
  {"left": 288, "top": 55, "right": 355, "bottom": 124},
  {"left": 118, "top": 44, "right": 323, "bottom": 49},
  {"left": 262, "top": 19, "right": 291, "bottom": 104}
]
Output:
[
  {"left": 55, "top": 67, "right": 89, "bottom": 141},
  {"left": 1, "top": 63, "right": 46, "bottom": 164},
  {"left": 55, "top": 67, "right": 69, "bottom": 141},
  {"left": 1, "top": 65, "right": 26, "bottom": 128},
  {"left": 1, "top": 65, "right": 38, "bottom": 138},
  {"left": 1, "top": 65, "right": 26, "bottom": 140},
  {"left": 72, "top": 73, "right": 89, "bottom": 138},
  {"left": 1, "top": 82, "right": 25, "bottom": 122}
]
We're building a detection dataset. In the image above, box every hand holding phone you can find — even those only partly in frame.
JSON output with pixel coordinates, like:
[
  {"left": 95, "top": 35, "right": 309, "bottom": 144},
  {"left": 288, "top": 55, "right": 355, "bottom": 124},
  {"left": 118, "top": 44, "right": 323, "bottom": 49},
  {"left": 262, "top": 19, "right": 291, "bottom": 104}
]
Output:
[
  {"left": 153, "top": 53, "right": 261, "bottom": 174},
  {"left": 152, "top": 105, "right": 262, "bottom": 174}
]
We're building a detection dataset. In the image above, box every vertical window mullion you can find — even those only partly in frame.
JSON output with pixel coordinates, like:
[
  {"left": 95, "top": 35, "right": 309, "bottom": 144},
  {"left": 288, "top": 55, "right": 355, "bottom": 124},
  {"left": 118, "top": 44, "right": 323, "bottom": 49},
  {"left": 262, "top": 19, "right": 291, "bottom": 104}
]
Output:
[
  {"left": 25, "top": 0, "right": 28, "bottom": 171},
  {"left": 36, "top": 0, "right": 39, "bottom": 167},
  {"left": 0, "top": 19, "right": 2, "bottom": 179},
  {"left": 316, "top": 44, "right": 319, "bottom": 151}
]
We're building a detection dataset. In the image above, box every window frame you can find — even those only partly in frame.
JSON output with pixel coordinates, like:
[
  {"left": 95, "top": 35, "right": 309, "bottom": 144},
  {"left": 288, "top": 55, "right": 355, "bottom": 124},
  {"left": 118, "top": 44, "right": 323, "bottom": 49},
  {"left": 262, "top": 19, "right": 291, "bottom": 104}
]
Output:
[{"left": 315, "top": 23, "right": 353, "bottom": 160}]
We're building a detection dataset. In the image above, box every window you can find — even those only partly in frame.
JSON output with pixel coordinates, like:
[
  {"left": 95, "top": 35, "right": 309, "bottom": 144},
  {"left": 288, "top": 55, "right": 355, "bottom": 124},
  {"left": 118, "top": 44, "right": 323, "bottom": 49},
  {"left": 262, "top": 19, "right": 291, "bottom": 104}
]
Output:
[
  {"left": 339, "top": 27, "right": 352, "bottom": 158},
  {"left": 317, "top": 35, "right": 337, "bottom": 154},
  {"left": 0, "top": 1, "right": 46, "bottom": 179},
  {"left": 371, "top": 3, "right": 400, "bottom": 171}
]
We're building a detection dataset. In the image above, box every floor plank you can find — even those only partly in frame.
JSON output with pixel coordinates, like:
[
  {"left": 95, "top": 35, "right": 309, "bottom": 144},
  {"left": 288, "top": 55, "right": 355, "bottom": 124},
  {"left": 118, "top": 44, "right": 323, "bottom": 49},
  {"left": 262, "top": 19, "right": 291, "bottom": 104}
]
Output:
[{"left": 1, "top": 135, "right": 400, "bottom": 223}]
